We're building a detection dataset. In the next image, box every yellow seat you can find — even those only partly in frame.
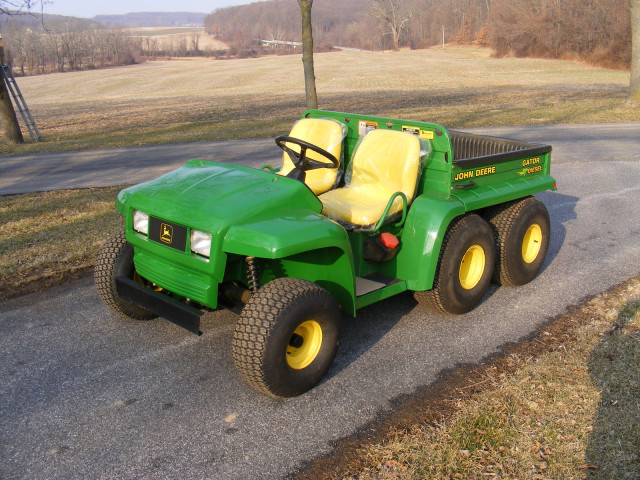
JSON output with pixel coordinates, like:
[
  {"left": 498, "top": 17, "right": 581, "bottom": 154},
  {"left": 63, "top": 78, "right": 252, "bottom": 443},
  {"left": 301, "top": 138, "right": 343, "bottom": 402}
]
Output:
[
  {"left": 278, "top": 118, "right": 346, "bottom": 195},
  {"left": 320, "top": 129, "right": 422, "bottom": 229}
]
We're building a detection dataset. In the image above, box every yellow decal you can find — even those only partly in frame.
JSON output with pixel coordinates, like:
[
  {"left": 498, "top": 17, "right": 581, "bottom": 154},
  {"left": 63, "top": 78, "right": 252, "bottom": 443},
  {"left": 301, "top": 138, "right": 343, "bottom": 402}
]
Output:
[
  {"left": 160, "top": 223, "right": 173, "bottom": 244},
  {"left": 519, "top": 165, "right": 543, "bottom": 176},
  {"left": 475, "top": 166, "right": 496, "bottom": 177},
  {"left": 455, "top": 171, "right": 474, "bottom": 181},
  {"left": 454, "top": 166, "right": 496, "bottom": 182},
  {"left": 419, "top": 129, "right": 434, "bottom": 140},
  {"left": 522, "top": 157, "right": 541, "bottom": 167}
]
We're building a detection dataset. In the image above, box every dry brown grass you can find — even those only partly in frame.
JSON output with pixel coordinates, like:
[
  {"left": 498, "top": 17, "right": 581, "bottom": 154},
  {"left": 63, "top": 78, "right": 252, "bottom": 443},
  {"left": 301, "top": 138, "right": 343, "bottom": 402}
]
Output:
[
  {"left": 321, "top": 278, "right": 640, "bottom": 480},
  {"left": 128, "top": 27, "right": 229, "bottom": 50},
  {"left": 0, "top": 187, "right": 123, "bottom": 300},
  {"left": 3, "top": 47, "right": 638, "bottom": 155}
]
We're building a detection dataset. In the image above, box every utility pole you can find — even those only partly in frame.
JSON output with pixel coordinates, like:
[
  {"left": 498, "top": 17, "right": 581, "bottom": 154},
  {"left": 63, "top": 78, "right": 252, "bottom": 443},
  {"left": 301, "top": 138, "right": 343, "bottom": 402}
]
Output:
[{"left": 0, "top": 32, "right": 24, "bottom": 144}]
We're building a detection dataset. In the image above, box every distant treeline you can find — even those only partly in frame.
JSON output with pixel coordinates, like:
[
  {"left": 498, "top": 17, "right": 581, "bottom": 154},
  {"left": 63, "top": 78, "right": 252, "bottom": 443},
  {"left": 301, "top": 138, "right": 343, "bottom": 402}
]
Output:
[
  {"left": 1, "top": 0, "right": 631, "bottom": 75},
  {"left": 205, "top": 0, "right": 631, "bottom": 69},
  {"left": 1, "top": 16, "right": 224, "bottom": 75},
  {"left": 1, "top": 17, "right": 142, "bottom": 75}
]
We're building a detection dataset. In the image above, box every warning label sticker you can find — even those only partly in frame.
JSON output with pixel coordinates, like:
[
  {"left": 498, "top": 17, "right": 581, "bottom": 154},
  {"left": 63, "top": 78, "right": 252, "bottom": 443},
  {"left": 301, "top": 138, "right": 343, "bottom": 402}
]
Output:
[
  {"left": 402, "top": 126, "right": 435, "bottom": 140},
  {"left": 359, "top": 121, "right": 378, "bottom": 136},
  {"left": 402, "top": 126, "right": 420, "bottom": 136},
  {"left": 419, "top": 129, "right": 434, "bottom": 140}
]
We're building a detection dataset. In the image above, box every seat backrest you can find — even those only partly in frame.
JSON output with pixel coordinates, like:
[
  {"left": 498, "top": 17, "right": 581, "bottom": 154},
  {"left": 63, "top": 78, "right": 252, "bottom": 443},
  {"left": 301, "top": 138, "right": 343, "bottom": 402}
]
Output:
[
  {"left": 348, "top": 129, "right": 422, "bottom": 199},
  {"left": 278, "top": 118, "right": 346, "bottom": 195}
]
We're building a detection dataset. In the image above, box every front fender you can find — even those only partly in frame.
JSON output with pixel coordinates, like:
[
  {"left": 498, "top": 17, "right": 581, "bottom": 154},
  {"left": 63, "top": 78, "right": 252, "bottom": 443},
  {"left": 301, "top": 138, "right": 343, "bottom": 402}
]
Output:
[
  {"left": 223, "top": 210, "right": 351, "bottom": 258},
  {"left": 223, "top": 210, "right": 356, "bottom": 315}
]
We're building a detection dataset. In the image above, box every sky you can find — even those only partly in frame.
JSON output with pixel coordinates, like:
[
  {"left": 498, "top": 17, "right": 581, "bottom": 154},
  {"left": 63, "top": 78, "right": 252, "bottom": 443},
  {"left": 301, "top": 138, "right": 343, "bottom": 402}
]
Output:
[{"left": 40, "top": 0, "right": 257, "bottom": 18}]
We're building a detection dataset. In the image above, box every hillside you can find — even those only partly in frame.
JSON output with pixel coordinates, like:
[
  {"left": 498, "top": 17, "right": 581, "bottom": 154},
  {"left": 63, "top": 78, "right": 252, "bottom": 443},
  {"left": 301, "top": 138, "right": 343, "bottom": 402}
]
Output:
[
  {"left": 93, "top": 12, "right": 207, "bottom": 27},
  {"left": 205, "top": 0, "right": 372, "bottom": 48},
  {"left": 204, "top": 0, "right": 631, "bottom": 68}
]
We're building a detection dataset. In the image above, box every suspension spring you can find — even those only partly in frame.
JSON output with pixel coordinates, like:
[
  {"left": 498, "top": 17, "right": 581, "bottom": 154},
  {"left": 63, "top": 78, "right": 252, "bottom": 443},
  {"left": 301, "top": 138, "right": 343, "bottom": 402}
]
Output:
[{"left": 245, "top": 256, "right": 261, "bottom": 292}]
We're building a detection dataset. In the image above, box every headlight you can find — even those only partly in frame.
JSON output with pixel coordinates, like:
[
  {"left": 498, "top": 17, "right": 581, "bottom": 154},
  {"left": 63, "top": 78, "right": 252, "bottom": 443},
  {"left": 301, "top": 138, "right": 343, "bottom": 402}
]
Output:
[
  {"left": 133, "top": 210, "right": 149, "bottom": 235},
  {"left": 190, "top": 230, "right": 212, "bottom": 258}
]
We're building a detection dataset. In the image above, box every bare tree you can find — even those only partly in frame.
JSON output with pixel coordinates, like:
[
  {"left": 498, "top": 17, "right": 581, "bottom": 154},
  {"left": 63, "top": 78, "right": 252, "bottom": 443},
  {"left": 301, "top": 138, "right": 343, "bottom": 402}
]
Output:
[
  {"left": 298, "top": 0, "right": 318, "bottom": 109},
  {"left": 0, "top": 0, "right": 39, "bottom": 15},
  {"left": 370, "top": 0, "right": 413, "bottom": 51},
  {"left": 0, "top": 34, "right": 24, "bottom": 143},
  {"left": 631, "top": 0, "right": 640, "bottom": 104},
  {"left": 1, "top": 0, "right": 41, "bottom": 143},
  {"left": 190, "top": 32, "right": 200, "bottom": 52}
]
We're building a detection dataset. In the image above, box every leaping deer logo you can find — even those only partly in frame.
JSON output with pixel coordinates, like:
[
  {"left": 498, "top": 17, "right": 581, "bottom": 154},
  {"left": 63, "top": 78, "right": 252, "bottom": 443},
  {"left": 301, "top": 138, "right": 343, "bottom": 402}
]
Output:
[{"left": 160, "top": 223, "right": 173, "bottom": 244}]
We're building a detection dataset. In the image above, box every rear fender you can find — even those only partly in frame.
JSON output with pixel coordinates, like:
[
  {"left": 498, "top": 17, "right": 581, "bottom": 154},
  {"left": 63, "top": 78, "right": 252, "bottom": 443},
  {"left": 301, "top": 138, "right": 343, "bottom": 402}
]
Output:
[{"left": 396, "top": 194, "right": 467, "bottom": 291}]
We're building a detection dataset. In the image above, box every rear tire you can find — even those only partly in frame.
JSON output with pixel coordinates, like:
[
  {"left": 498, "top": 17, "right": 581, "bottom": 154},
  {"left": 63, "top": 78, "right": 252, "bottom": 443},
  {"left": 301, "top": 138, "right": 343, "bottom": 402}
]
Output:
[
  {"left": 232, "top": 278, "right": 341, "bottom": 398},
  {"left": 485, "top": 197, "right": 550, "bottom": 286},
  {"left": 94, "top": 231, "right": 157, "bottom": 320},
  {"left": 415, "top": 214, "right": 495, "bottom": 314}
]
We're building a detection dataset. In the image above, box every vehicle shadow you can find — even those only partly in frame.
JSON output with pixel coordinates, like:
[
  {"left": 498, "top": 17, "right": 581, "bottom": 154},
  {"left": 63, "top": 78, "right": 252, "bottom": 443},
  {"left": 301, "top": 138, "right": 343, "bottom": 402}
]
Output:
[
  {"left": 584, "top": 298, "right": 640, "bottom": 478},
  {"left": 535, "top": 190, "right": 578, "bottom": 277},
  {"left": 323, "top": 292, "right": 414, "bottom": 383}
]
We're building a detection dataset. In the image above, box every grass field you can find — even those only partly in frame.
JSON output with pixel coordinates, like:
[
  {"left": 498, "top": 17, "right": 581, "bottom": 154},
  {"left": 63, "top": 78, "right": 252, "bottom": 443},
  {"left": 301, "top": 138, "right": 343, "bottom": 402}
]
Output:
[
  {"left": 2, "top": 47, "right": 638, "bottom": 156},
  {"left": 127, "top": 27, "right": 229, "bottom": 51}
]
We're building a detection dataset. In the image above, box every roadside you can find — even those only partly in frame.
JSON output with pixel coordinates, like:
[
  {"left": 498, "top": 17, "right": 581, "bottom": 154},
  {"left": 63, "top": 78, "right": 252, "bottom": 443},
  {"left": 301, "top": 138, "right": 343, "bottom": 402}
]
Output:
[
  {"left": 2, "top": 47, "right": 640, "bottom": 478},
  {"left": 295, "top": 275, "right": 640, "bottom": 479},
  {"left": 0, "top": 186, "right": 123, "bottom": 302}
]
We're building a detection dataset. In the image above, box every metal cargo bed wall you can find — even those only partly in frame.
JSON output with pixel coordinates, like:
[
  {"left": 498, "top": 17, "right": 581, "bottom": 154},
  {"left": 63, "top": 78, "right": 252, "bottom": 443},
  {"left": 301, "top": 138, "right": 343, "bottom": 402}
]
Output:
[
  {"left": 449, "top": 131, "right": 552, "bottom": 168},
  {"left": 450, "top": 131, "right": 535, "bottom": 160}
]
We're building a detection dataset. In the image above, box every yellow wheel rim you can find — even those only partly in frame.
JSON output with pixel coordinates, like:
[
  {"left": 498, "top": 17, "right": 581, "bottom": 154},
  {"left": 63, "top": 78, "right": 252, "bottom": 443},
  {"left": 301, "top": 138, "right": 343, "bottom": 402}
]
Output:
[
  {"left": 459, "top": 245, "right": 485, "bottom": 290},
  {"left": 522, "top": 224, "right": 542, "bottom": 264},
  {"left": 286, "top": 320, "right": 323, "bottom": 370}
]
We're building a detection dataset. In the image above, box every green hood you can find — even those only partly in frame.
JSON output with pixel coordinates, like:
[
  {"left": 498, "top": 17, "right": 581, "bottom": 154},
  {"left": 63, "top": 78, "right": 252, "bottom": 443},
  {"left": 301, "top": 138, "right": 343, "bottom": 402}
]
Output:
[{"left": 116, "top": 160, "right": 322, "bottom": 234}]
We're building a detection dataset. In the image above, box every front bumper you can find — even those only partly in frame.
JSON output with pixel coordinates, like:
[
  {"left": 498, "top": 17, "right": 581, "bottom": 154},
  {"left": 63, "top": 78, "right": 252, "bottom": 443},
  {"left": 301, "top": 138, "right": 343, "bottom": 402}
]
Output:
[{"left": 116, "top": 276, "right": 204, "bottom": 335}]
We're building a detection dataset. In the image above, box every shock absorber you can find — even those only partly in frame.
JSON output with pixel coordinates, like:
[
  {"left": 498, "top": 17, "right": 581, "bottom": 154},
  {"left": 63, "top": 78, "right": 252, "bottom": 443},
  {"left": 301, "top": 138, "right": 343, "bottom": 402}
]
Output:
[{"left": 245, "top": 256, "right": 261, "bottom": 292}]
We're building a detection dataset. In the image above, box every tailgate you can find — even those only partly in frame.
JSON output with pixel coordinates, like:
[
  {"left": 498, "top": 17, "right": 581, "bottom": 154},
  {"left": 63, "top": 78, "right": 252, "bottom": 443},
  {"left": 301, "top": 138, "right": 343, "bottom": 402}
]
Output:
[{"left": 448, "top": 131, "right": 554, "bottom": 209}]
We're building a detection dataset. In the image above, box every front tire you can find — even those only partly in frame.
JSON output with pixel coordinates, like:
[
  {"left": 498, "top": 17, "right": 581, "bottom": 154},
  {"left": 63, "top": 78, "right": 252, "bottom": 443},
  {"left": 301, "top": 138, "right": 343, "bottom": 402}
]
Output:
[
  {"left": 485, "top": 196, "right": 550, "bottom": 286},
  {"left": 415, "top": 214, "right": 496, "bottom": 314},
  {"left": 94, "top": 231, "right": 157, "bottom": 320},
  {"left": 232, "top": 278, "right": 341, "bottom": 398}
]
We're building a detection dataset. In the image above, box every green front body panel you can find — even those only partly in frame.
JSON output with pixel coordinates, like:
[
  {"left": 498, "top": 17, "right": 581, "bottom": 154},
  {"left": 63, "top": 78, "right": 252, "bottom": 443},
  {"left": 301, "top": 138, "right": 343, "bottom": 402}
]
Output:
[{"left": 117, "top": 159, "right": 356, "bottom": 313}]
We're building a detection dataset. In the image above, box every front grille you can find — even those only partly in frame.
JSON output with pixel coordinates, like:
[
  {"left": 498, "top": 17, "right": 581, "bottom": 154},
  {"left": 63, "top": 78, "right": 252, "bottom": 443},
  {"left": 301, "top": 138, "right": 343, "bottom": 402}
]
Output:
[{"left": 135, "top": 252, "right": 215, "bottom": 307}]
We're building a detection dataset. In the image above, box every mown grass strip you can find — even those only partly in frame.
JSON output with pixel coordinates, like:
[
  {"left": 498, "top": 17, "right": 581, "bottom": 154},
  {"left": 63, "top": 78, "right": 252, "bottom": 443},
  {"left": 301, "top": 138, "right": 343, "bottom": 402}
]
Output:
[
  {"left": 0, "top": 187, "right": 124, "bottom": 300},
  {"left": 321, "top": 278, "right": 640, "bottom": 480}
]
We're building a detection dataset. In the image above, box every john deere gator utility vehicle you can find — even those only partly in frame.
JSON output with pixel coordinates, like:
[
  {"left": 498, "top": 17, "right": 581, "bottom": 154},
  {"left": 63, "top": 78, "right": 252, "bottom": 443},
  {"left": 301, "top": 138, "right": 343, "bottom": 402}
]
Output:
[{"left": 95, "top": 110, "right": 556, "bottom": 398}]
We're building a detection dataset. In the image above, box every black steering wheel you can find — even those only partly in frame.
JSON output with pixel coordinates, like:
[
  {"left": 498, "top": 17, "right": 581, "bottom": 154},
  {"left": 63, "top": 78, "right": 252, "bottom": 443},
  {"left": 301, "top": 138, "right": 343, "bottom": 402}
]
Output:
[{"left": 275, "top": 136, "right": 339, "bottom": 181}]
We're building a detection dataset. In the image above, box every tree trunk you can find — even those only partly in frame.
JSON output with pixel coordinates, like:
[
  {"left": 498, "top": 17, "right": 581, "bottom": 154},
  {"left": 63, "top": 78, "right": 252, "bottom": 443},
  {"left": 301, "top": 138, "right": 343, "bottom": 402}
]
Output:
[
  {"left": 0, "top": 37, "right": 24, "bottom": 144},
  {"left": 630, "top": 0, "right": 640, "bottom": 104},
  {"left": 298, "top": 0, "right": 318, "bottom": 109},
  {"left": 392, "top": 28, "right": 400, "bottom": 51}
]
